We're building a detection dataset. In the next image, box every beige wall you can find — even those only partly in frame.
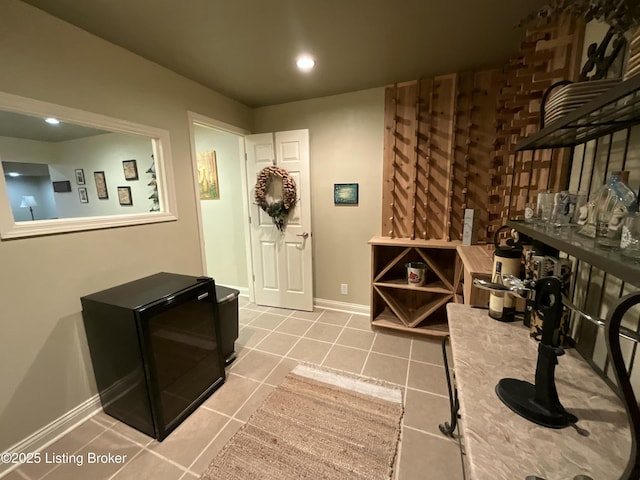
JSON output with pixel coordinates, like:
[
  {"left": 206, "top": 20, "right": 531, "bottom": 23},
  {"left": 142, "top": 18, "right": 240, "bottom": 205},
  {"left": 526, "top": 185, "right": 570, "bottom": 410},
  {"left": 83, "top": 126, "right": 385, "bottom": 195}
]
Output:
[
  {"left": 0, "top": 0, "right": 252, "bottom": 451},
  {"left": 253, "top": 89, "right": 384, "bottom": 305},
  {"left": 0, "top": 0, "right": 385, "bottom": 453}
]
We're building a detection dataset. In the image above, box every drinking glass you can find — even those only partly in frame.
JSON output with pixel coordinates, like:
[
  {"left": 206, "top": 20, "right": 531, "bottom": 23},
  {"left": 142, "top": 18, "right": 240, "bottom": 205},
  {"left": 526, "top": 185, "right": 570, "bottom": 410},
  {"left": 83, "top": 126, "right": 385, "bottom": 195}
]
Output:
[
  {"left": 621, "top": 213, "right": 640, "bottom": 261},
  {"left": 536, "top": 192, "right": 554, "bottom": 228},
  {"left": 551, "top": 191, "right": 572, "bottom": 226},
  {"left": 570, "top": 192, "right": 588, "bottom": 225}
]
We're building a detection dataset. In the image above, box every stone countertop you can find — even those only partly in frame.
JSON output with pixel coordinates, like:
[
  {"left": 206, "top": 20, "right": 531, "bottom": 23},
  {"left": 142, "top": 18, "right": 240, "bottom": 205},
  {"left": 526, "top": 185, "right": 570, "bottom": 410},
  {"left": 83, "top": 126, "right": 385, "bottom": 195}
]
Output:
[{"left": 446, "top": 303, "right": 631, "bottom": 480}]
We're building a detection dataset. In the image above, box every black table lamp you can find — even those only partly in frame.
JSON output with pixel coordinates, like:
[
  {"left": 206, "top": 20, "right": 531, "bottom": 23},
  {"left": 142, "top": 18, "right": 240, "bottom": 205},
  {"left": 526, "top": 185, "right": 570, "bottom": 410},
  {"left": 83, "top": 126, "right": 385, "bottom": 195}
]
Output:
[{"left": 20, "top": 195, "right": 38, "bottom": 220}]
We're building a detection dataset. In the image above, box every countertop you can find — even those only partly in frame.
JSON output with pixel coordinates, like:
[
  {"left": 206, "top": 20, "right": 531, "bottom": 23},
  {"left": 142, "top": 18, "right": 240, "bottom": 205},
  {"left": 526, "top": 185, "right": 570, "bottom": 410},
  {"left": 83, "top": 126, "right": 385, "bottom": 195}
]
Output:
[{"left": 446, "top": 303, "right": 631, "bottom": 480}]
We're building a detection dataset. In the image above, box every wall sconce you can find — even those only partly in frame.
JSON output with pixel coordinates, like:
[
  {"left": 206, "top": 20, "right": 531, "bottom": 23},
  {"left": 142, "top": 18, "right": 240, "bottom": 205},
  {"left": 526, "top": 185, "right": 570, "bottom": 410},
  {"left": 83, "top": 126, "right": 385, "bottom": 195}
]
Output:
[{"left": 20, "top": 195, "right": 38, "bottom": 221}]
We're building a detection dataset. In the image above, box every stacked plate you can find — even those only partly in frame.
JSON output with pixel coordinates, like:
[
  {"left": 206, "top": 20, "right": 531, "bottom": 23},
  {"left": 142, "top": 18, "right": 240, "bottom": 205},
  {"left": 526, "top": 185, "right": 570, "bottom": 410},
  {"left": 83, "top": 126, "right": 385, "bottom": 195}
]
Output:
[
  {"left": 624, "top": 30, "right": 640, "bottom": 80},
  {"left": 543, "top": 78, "right": 621, "bottom": 126}
]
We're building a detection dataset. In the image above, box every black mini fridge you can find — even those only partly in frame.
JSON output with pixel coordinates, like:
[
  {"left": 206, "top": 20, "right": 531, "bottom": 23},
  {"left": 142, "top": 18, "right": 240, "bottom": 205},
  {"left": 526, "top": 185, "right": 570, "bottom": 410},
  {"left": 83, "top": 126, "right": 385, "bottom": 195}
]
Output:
[{"left": 81, "top": 272, "right": 226, "bottom": 441}]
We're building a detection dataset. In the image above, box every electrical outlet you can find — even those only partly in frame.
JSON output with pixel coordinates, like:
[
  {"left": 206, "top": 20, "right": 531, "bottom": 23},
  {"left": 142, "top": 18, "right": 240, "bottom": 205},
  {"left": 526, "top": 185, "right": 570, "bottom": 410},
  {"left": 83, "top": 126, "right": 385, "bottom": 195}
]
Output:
[{"left": 340, "top": 284, "right": 348, "bottom": 295}]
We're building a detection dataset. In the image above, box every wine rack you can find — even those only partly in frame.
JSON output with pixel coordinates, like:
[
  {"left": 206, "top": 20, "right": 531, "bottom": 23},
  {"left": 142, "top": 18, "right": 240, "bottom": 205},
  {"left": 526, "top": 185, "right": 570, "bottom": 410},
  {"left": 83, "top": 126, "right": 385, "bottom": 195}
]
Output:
[{"left": 370, "top": 236, "right": 462, "bottom": 336}]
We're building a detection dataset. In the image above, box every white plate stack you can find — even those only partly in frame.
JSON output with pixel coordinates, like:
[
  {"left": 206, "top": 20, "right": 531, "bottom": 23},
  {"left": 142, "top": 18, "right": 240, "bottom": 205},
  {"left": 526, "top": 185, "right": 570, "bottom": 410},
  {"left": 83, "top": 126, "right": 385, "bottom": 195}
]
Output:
[
  {"left": 543, "top": 78, "right": 621, "bottom": 126},
  {"left": 624, "top": 28, "right": 640, "bottom": 81}
]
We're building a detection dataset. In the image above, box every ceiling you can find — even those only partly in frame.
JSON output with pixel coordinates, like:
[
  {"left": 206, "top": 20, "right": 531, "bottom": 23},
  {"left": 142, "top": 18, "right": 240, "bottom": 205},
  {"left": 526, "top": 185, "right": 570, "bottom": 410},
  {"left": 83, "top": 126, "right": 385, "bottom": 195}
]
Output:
[
  {"left": 21, "top": 0, "right": 548, "bottom": 108},
  {"left": 3, "top": 160, "right": 50, "bottom": 177},
  {"left": 0, "top": 110, "right": 109, "bottom": 143}
]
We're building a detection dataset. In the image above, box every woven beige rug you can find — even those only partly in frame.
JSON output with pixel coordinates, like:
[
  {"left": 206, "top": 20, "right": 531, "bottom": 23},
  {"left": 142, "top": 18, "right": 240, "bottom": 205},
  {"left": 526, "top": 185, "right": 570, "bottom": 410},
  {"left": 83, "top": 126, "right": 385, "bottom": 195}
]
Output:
[{"left": 200, "top": 364, "right": 404, "bottom": 480}]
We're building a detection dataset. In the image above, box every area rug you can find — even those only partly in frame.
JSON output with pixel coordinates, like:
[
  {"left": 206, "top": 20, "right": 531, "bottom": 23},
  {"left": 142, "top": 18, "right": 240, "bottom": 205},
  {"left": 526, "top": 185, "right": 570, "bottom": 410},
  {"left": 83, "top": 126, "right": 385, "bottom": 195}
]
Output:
[{"left": 200, "top": 364, "right": 404, "bottom": 480}]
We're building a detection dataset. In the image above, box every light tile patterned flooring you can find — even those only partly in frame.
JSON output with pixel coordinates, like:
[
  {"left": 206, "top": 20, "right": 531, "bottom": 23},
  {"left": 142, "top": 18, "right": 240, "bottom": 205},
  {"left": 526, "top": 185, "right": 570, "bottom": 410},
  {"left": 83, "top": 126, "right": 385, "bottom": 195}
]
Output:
[{"left": 5, "top": 298, "right": 463, "bottom": 480}]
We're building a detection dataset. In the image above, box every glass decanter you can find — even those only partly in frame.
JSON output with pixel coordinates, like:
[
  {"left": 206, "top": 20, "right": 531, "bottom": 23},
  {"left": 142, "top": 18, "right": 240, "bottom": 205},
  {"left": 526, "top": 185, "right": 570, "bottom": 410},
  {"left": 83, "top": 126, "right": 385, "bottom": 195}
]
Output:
[{"left": 595, "top": 172, "right": 638, "bottom": 248}]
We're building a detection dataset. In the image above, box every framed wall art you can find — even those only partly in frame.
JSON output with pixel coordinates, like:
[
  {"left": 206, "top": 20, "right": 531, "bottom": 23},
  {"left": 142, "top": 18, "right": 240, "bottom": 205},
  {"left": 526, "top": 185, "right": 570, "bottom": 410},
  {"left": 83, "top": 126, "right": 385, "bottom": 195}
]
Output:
[
  {"left": 118, "top": 186, "right": 133, "bottom": 206},
  {"left": 122, "top": 159, "right": 139, "bottom": 181},
  {"left": 197, "top": 150, "right": 220, "bottom": 200},
  {"left": 78, "top": 187, "right": 89, "bottom": 203},
  {"left": 52, "top": 180, "right": 72, "bottom": 193},
  {"left": 75, "top": 169, "right": 85, "bottom": 185},
  {"left": 334, "top": 183, "right": 359, "bottom": 205},
  {"left": 94, "top": 171, "right": 108, "bottom": 199}
]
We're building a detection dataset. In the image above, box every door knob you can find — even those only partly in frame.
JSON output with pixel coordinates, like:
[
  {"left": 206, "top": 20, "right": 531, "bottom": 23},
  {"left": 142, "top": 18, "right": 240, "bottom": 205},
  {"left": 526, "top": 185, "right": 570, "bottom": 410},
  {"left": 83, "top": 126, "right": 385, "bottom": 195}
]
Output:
[{"left": 296, "top": 232, "right": 309, "bottom": 239}]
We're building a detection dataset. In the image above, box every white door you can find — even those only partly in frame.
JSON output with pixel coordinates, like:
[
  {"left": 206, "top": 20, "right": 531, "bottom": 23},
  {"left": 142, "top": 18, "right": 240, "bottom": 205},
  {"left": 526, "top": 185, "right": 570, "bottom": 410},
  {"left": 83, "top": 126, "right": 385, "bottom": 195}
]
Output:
[{"left": 245, "top": 129, "right": 313, "bottom": 311}]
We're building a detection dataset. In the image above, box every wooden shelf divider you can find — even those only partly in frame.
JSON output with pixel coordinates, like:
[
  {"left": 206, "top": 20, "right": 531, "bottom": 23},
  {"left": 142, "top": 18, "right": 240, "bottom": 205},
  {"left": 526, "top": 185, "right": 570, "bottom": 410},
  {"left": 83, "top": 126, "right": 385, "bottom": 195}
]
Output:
[
  {"left": 370, "top": 236, "right": 461, "bottom": 337},
  {"left": 373, "top": 247, "right": 412, "bottom": 283}
]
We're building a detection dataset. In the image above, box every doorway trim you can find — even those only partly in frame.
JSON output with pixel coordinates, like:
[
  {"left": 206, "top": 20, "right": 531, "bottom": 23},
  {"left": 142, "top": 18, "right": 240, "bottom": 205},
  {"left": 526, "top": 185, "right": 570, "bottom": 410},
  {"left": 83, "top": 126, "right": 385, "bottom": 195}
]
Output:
[{"left": 187, "top": 111, "right": 255, "bottom": 301}]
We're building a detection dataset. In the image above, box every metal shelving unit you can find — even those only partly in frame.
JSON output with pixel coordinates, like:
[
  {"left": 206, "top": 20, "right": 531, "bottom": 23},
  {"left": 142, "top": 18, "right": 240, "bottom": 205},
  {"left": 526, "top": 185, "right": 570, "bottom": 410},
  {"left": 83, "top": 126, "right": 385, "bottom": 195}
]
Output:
[
  {"left": 516, "top": 74, "right": 640, "bottom": 151},
  {"left": 507, "top": 220, "right": 640, "bottom": 287},
  {"left": 511, "top": 75, "right": 640, "bottom": 480}
]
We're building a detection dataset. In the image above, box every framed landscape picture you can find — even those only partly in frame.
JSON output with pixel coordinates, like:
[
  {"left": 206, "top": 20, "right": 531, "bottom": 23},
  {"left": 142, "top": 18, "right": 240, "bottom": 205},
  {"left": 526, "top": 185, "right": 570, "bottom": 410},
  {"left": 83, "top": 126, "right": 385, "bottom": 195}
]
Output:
[
  {"left": 334, "top": 183, "right": 359, "bottom": 205},
  {"left": 197, "top": 150, "right": 220, "bottom": 200}
]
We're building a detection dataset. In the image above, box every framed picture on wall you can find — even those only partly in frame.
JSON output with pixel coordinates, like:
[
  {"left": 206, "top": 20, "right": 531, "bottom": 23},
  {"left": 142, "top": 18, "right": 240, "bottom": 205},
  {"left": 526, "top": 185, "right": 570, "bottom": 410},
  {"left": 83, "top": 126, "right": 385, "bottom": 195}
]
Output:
[
  {"left": 118, "top": 186, "right": 133, "bottom": 206},
  {"left": 52, "top": 180, "right": 72, "bottom": 193},
  {"left": 196, "top": 150, "right": 220, "bottom": 200},
  {"left": 94, "top": 171, "right": 108, "bottom": 199},
  {"left": 75, "top": 169, "right": 85, "bottom": 185},
  {"left": 78, "top": 187, "right": 89, "bottom": 203},
  {"left": 122, "top": 159, "right": 139, "bottom": 181},
  {"left": 334, "top": 183, "right": 359, "bottom": 205}
]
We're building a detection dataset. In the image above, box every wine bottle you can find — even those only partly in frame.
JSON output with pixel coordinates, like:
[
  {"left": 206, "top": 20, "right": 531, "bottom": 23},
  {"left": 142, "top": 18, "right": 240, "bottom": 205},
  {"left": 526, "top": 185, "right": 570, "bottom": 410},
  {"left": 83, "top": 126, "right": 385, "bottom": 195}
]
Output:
[{"left": 489, "top": 261, "right": 505, "bottom": 320}]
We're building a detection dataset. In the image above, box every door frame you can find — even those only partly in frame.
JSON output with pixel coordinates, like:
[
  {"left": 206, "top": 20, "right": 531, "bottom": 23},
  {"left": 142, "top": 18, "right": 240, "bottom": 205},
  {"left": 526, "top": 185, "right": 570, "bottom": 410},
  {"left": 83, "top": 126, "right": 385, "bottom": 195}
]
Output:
[{"left": 187, "top": 111, "right": 255, "bottom": 302}]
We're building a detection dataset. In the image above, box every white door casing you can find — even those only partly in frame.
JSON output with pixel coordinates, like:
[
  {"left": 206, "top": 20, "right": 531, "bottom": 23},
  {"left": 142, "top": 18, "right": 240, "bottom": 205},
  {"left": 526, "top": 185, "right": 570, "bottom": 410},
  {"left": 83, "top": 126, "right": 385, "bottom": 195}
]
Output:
[
  {"left": 245, "top": 129, "right": 313, "bottom": 311},
  {"left": 187, "top": 112, "right": 253, "bottom": 299}
]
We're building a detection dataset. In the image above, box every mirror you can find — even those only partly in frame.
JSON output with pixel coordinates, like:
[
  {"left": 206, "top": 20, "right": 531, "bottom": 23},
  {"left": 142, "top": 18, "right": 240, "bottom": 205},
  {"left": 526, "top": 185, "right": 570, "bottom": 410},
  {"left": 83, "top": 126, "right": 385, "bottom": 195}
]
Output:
[{"left": 0, "top": 91, "right": 177, "bottom": 239}]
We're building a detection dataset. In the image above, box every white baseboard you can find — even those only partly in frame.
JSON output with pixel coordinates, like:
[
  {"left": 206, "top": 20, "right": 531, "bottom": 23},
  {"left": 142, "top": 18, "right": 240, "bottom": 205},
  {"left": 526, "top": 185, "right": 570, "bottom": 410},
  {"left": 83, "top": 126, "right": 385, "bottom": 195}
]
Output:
[
  {"left": 240, "top": 295, "right": 369, "bottom": 316},
  {"left": 218, "top": 284, "right": 249, "bottom": 298},
  {"left": 314, "top": 298, "right": 370, "bottom": 316},
  {"left": 235, "top": 286, "right": 249, "bottom": 297},
  {"left": 0, "top": 395, "right": 102, "bottom": 478},
  {"left": 232, "top": 281, "right": 367, "bottom": 316}
]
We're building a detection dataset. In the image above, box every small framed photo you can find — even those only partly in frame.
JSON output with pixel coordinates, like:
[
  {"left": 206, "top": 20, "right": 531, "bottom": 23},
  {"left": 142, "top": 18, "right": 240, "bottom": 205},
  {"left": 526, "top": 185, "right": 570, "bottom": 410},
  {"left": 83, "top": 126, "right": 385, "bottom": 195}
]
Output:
[
  {"left": 52, "top": 180, "right": 72, "bottom": 193},
  {"left": 118, "top": 186, "right": 133, "bottom": 206},
  {"left": 94, "top": 171, "right": 108, "bottom": 199},
  {"left": 78, "top": 187, "right": 89, "bottom": 203},
  {"left": 75, "top": 169, "right": 85, "bottom": 185},
  {"left": 122, "top": 159, "right": 139, "bottom": 181},
  {"left": 334, "top": 183, "right": 359, "bottom": 205}
]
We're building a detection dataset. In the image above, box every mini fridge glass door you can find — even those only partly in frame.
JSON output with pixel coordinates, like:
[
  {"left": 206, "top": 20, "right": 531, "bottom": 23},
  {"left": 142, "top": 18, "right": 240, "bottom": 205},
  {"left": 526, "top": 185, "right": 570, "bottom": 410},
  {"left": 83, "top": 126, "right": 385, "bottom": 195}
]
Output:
[{"left": 139, "top": 283, "right": 225, "bottom": 439}]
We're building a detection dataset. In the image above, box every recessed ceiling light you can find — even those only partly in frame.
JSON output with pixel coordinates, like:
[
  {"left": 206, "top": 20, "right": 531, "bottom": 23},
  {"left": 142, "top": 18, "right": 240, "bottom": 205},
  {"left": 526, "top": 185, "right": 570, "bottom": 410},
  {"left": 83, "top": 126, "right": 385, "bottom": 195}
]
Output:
[
  {"left": 45, "top": 117, "right": 60, "bottom": 125},
  {"left": 296, "top": 55, "right": 315, "bottom": 72},
  {"left": 7, "top": 172, "right": 21, "bottom": 177}
]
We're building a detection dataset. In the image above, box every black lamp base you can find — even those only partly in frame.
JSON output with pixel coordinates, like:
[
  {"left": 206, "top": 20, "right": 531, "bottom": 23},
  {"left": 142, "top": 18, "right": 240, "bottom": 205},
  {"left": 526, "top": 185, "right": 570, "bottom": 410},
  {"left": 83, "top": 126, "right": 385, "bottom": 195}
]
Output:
[{"left": 496, "top": 378, "right": 577, "bottom": 429}]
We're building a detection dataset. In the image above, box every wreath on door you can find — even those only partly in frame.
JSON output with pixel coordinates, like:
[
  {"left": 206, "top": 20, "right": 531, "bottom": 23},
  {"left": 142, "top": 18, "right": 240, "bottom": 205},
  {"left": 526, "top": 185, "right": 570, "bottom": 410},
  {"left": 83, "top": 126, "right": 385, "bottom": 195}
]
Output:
[{"left": 255, "top": 166, "right": 297, "bottom": 231}]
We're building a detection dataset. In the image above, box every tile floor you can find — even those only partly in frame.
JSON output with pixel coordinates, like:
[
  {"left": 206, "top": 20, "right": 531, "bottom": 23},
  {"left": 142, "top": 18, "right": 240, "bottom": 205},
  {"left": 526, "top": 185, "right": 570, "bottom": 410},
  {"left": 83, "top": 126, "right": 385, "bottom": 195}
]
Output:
[{"left": 4, "top": 298, "right": 464, "bottom": 480}]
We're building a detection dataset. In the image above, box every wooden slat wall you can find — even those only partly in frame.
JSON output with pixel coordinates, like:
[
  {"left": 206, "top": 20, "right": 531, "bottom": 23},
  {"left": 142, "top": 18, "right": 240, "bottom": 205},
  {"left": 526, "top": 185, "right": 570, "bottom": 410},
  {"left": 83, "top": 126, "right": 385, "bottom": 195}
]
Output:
[
  {"left": 381, "top": 15, "right": 584, "bottom": 241},
  {"left": 493, "top": 16, "right": 584, "bottom": 233},
  {"left": 381, "top": 85, "right": 397, "bottom": 238},
  {"left": 413, "top": 78, "right": 433, "bottom": 240},
  {"left": 423, "top": 75, "right": 456, "bottom": 240},
  {"left": 382, "top": 81, "right": 419, "bottom": 239},
  {"left": 451, "top": 70, "right": 501, "bottom": 242}
]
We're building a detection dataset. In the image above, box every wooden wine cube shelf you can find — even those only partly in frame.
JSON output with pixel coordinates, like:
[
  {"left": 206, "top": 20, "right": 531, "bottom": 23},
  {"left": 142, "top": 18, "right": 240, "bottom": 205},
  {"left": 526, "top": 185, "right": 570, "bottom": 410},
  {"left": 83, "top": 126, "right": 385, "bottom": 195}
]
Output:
[{"left": 370, "top": 236, "right": 462, "bottom": 336}]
